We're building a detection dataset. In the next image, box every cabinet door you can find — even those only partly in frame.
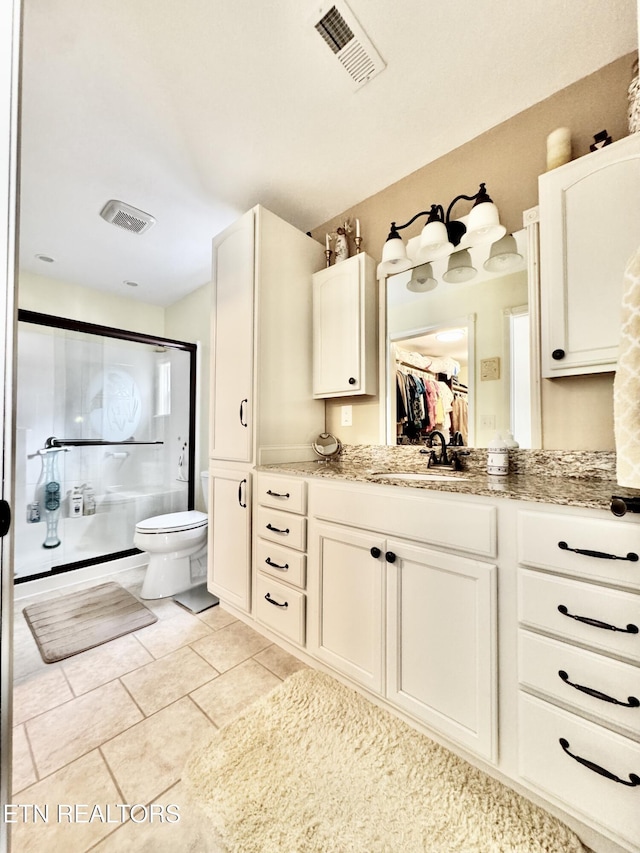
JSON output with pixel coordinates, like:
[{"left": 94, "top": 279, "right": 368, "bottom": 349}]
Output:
[
  {"left": 207, "top": 467, "right": 251, "bottom": 612},
  {"left": 312, "top": 253, "right": 376, "bottom": 398},
  {"left": 540, "top": 134, "right": 640, "bottom": 377},
  {"left": 386, "top": 539, "right": 497, "bottom": 760},
  {"left": 210, "top": 210, "right": 254, "bottom": 461},
  {"left": 308, "top": 521, "right": 385, "bottom": 693}
]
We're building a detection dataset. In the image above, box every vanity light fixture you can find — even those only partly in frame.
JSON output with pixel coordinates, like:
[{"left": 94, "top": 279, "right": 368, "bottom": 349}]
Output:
[
  {"left": 406, "top": 263, "right": 437, "bottom": 292},
  {"left": 378, "top": 183, "right": 506, "bottom": 276},
  {"left": 482, "top": 233, "right": 523, "bottom": 272},
  {"left": 442, "top": 249, "right": 476, "bottom": 284}
]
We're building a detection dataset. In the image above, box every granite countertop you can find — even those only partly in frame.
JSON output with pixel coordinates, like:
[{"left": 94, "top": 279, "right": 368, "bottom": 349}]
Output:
[{"left": 258, "top": 446, "right": 640, "bottom": 513}]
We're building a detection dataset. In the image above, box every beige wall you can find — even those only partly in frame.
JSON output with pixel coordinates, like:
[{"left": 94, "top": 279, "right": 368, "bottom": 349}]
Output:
[
  {"left": 314, "top": 54, "right": 635, "bottom": 450},
  {"left": 18, "top": 271, "right": 166, "bottom": 335}
]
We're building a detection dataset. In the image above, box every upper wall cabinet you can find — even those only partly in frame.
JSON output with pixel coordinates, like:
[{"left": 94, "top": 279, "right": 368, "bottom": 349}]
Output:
[
  {"left": 539, "top": 133, "right": 640, "bottom": 378},
  {"left": 312, "top": 252, "right": 377, "bottom": 398}
]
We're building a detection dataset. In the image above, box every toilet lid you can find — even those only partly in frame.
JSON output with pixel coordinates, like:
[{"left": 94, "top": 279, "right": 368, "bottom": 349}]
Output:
[{"left": 135, "top": 510, "right": 207, "bottom": 534}]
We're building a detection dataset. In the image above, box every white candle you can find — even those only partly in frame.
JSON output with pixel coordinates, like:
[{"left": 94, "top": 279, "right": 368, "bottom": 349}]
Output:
[
  {"left": 356, "top": 218, "right": 360, "bottom": 238},
  {"left": 546, "top": 127, "right": 571, "bottom": 171},
  {"left": 326, "top": 233, "right": 330, "bottom": 250}
]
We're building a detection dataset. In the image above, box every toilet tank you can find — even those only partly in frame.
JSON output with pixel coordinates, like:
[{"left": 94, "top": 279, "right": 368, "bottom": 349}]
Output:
[{"left": 200, "top": 471, "right": 209, "bottom": 511}]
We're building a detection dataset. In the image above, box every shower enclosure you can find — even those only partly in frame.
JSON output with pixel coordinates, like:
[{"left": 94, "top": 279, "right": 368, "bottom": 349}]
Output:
[{"left": 14, "top": 310, "right": 197, "bottom": 583}]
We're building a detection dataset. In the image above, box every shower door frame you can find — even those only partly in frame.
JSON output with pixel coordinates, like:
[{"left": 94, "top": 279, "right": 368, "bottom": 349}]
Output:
[{"left": 16, "top": 309, "right": 198, "bottom": 582}]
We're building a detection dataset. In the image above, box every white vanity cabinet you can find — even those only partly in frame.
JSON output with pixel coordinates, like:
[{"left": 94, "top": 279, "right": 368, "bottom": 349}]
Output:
[
  {"left": 312, "top": 252, "right": 377, "bottom": 398},
  {"left": 516, "top": 506, "right": 640, "bottom": 850},
  {"left": 307, "top": 480, "right": 498, "bottom": 760},
  {"left": 208, "top": 206, "right": 325, "bottom": 611},
  {"left": 539, "top": 133, "right": 640, "bottom": 377}
]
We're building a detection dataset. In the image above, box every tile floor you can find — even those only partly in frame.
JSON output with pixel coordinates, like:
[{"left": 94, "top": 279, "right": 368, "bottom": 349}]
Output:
[{"left": 11, "top": 566, "right": 307, "bottom": 852}]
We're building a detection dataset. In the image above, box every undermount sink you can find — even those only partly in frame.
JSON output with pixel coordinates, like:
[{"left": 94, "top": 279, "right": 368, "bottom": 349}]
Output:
[{"left": 371, "top": 472, "right": 468, "bottom": 482}]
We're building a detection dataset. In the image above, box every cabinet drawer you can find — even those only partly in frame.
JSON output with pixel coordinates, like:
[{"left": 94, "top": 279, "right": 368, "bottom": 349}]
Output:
[
  {"left": 256, "top": 473, "right": 307, "bottom": 515},
  {"left": 256, "top": 507, "right": 306, "bottom": 551},
  {"left": 519, "top": 630, "right": 640, "bottom": 738},
  {"left": 310, "top": 482, "right": 496, "bottom": 558},
  {"left": 255, "top": 538, "right": 306, "bottom": 589},
  {"left": 518, "top": 510, "right": 640, "bottom": 590},
  {"left": 519, "top": 569, "right": 640, "bottom": 663},
  {"left": 519, "top": 692, "right": 640, "bottom": 847},
  {"left": 255, "top": 574, "right": 305, "bottom": 646}
]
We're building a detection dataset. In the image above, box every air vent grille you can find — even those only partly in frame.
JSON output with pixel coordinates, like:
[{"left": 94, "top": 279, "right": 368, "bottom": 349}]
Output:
[
  {"left": 100, "top": 200, "right": 156, "bottom": 235},
  {"left": 314, "top": 2, "right": 385, "bottom": 89}
]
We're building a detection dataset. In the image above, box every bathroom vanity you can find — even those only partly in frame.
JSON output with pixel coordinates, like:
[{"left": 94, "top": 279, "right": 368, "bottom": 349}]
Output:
[{"left": 240, "top": 452, "right": 640, "bottom": 853}]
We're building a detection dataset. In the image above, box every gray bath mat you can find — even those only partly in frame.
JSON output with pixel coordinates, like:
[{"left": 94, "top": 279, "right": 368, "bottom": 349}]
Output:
[{"left": 23, "top": 581, "right": 158, "bottom": 663}]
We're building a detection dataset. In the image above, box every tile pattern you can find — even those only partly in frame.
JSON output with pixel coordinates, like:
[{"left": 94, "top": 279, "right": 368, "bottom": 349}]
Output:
[{"left": 11, "top": 567, "right": 307, "bottom": 852}]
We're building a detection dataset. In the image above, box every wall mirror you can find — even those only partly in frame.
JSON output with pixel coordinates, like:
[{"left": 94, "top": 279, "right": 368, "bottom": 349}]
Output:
[{"left": 382, "top": 219, "right": 540, "bottom": 449}]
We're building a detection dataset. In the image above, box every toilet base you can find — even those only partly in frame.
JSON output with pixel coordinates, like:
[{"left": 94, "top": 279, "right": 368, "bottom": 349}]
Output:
[{"left": 140, "top": 552, "right": 199, "bottom": 600}]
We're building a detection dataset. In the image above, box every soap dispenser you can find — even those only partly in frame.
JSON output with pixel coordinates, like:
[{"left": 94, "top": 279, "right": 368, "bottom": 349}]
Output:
[
  {"left": 70, "top": 486, "right": 84, "bottom": 517},
  {"left": 487, "top": 432, "right": 509, "bottom": 476}
]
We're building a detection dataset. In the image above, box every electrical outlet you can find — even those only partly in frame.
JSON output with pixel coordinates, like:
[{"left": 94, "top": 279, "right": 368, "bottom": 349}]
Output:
[
  {"left": 481, "top": 414, "right": 496, "bottom": 430},
  {"left": 341, "top": 405, "right": 353, "bottom": 427}
]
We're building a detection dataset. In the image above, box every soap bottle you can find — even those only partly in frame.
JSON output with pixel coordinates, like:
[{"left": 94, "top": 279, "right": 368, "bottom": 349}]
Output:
[
  {"left": 70, "top": 486, "right": 83, "bottom": 517},
  {"left": 83, "top": 485, "right": 96, "bottom": 516},
  {"left": 487, "top": 432, "right": 509, "bottom": 476}
]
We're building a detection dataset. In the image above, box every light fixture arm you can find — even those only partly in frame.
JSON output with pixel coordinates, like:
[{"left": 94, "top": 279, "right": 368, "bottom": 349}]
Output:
[
  {"left": 388, "top": 207, "right": 437, "bottom": 237},
  {"left": 444, "top": 183, "right": 491, "bottom": 224}
]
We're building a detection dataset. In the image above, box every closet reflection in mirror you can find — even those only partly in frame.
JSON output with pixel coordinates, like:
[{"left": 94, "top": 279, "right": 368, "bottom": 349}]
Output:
[{"left": 386, "top": 229, "right": 530, "bottom": 448}]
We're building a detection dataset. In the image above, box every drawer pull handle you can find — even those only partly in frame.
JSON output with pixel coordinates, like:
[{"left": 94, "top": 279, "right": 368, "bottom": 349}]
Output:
[
  {"left": 265, "top": 557, "right": 289, "bottom": 571},
  {"left": 266, "top": 523, "right": 289, "bottom": 535},
  {"left": 559, "top": 738, "right": 640, "bottom": 787},
  {"left": 558, "top": 670, "right": 640, "bottom": 708},
  {"left": 557, "top": 541, "right": 638, "bottom": 562},
  {"left": 239, "top": 398, "right": 248, "bottom": 427},
  {"left": 557, "top": 605, "right": 639, "bottom": 635},
  {"left": 266, "top": 489, "right": 290, "bottom": 499},
  {"left": 265, "top": 592, "right": 288, "bottom": 608}
]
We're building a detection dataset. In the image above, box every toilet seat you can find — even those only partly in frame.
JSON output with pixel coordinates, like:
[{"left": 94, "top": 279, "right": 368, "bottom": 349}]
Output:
[{"left": 135, "top": 510, "right": 207, "bottom": 535}]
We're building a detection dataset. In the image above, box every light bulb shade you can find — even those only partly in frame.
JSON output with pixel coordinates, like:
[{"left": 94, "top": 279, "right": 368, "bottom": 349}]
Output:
[
  {"left": 483, "top": 234, "right": 523, "bottom": 272},
  {"left": 464, "top": 201, "right": 506, "bottom": 246},
  {"left": 442, "top": 250, "right": 477, "bottom": 283},
  {"left": 381, "top": 233, "right": 408, "bottom": 264},
  {"left": 377, "top": 257, "right": 412, "bottom": 277},
  {"left": 419, "top": 219, "right": 450, "bottom": 253},
  {"left": 406, "top": 263, "right": 437, "bottom": 292}
]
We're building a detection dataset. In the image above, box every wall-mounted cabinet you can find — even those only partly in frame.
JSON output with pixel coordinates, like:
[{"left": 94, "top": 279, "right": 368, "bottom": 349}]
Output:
[
  {"left": 539, "top": 133, "right": 640, "bottom": 378},
  {"left": 312, "top": 252, "right": 377, "bottom": 398}
]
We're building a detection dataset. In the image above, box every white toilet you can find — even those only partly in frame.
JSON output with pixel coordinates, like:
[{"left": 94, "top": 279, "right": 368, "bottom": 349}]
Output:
[{"left": 134, "top": 471, "right": 209, "bottom": 600}]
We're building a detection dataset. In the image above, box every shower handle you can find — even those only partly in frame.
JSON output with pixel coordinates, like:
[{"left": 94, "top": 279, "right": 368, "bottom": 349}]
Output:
[{"left": 0, "top": 500, "right": 11, "bottom": 537}]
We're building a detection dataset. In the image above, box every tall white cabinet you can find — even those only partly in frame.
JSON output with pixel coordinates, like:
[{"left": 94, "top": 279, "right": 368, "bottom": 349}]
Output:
[{"left": 208, "top": 206, "right": 325, "bottom": 612}]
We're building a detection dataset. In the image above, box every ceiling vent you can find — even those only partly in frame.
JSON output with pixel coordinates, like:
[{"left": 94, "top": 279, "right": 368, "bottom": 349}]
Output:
[
  {"left": 313, "top": 2, "right": 385, "bottom": 89},
  {"left": 99, "top": 200, "right": 156, "bottom": 235}
]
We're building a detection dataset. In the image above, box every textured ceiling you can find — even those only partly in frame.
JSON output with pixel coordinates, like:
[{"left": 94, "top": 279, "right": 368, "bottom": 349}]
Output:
[{"left": 18, "top": 0, "right": 637, "bottom": 306}]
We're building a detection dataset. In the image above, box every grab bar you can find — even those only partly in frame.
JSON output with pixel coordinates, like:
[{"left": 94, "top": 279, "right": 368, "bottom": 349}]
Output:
[{"left": 45, "top": 436, "right": 164, "bottom": 448}]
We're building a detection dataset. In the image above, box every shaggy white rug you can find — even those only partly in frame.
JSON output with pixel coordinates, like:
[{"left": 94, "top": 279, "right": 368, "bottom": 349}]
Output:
[{"left": 184, "top": 668, "right": 586, "bottom": 853}]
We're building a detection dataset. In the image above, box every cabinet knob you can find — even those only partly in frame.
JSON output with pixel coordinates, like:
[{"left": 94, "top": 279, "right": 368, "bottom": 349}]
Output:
[
  {"left": 385, "top": 551, "right": 396, "bottom": 563},
  {"left": 370, "top": 547, "right": 381, "bottom": 558},
  {"left": 348, "top": 377, "right": 357, "bottom": 385},
  {"left": 551, "top": 349, "right": 566, "bottom": 360}
]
